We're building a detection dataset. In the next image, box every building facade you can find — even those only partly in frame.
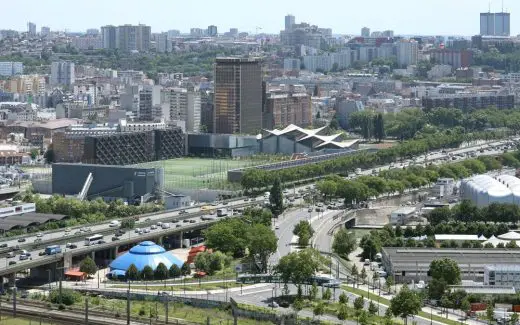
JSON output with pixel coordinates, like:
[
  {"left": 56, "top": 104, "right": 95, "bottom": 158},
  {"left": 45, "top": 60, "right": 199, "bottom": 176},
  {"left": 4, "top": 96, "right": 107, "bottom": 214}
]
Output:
[
  {"left": 214, "top": 57, "right": 262, "bottom": 134},
  {"left": 167, "top": 87, "right": 201, "bottom": 133},
  {"left": 0, "top": 62, "right": 23, "bottom": 76},
  {"left": 480, "top": 12, "right": 510, "bottom": 36},
  {"left": 51, "top": 61, "right": 75, "bottom": 86},
  {"left": 263, "top": 89, "right": 312, "bottom": 129},
  {"left": 397, "top": 40, "right": 418, "bottom": 68},
  {"left": 207, "top": 25, "right": 218, "bottom": 37},
  {"left": 430, "top": 49, "right": 473, "bottom": 69},
  {"left": 139, "top": 86, "right": 161, "bottom": 121}
]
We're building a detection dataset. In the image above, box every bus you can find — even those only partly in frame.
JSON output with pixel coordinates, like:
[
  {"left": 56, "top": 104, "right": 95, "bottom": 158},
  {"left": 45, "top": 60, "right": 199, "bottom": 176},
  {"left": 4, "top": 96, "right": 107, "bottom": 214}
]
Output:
[{"left": 84, "top": 234, "right": 104, "bottom": 246}]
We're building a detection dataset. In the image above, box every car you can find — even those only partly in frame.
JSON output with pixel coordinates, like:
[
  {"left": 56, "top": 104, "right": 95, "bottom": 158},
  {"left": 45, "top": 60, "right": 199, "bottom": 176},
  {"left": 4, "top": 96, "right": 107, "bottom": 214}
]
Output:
[
  {"left": 0, "top": 243, "right": 8, "bottom": 248},
  {"left": 8, "top": 261, "right": 16, "bottom": 266},
  {"left": 151, "top": 225, "right": 157, "bottom": 230},
  {"left": 144, "top": 228, "right": 150, "bottom": 233},
  {"left": 20, "top": 291, "right": 28, "bottom": 299},
  {"left": 18, "top": 238, "right": 26, "bottom": 243},
  {"left": 65, "top": 228, "right": 71, "bottom": 233},
  {"left": 109, "top": 220, "right": 121, "bottom": 227},
  {"left": 38, "top": 251, "right": 46, "bottom": 256},
  {"left": 145, "top": 218, "right": 151, "bottom": 222},
  {"left": 307, "top": 208, "right": 313, "bottom": 213},
  {"left": 250, "top": 197, "right": 256, "bottom": 201},
  {"left": 74, "top": 231, "right": 82, "bottom": 235},
  {"left": 183, "top": 219, "right": 190, "bottom": 223},
  {"left": 68, "top": 244, "right": 77, "bottom": 249},
  {"left": 175, "top": 224, "right": 182, "bottom": 228},
  {"left": 34, "top": 238, "right": 42, "bottom": 243},
  {"left": 243, "top": 198, "right": 249, "bottom": 202},
  {"left": 189, "top": 220, "right": 196, "bottom": 223},
  {"left": 275, "top": 225, "right": 280, "bottom": 230},
  {"left": 223, "top": 201, "right": 229, "bottom": 205},
  {"left": 268, "top": 302, "right": 279, "bottom": 308},
  {"left": 171, "top": 220, "right": 179, "bottom": 223},
  {"left": 179, "top": 210, "right": 187, "bottom": 215},
  {"left": 112, "top": 236, "right": 120, "bottom": 241},
  {"left": 19, "top": 254, "right": 29, "bottom": 261},
  {"left": 138, "top": 230, "right": 143, "bottom": 235},
  {"left": 135, "top": 228, "right": 142, "bottom": 233},
  {"left": 98, "top": 240, "right": 106, "bottom": 244},
  {"left": 114, "top": 232, "right": 123, "bottom": 237},
  {"left": 36, "top": 233, "right": 43, "bottom": 238}
]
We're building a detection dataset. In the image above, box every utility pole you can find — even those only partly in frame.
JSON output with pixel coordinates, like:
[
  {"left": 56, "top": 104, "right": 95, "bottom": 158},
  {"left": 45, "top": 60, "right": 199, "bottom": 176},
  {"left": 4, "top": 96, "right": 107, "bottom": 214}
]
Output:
[
  {"left": 12, "top": 286, "right": 16, "bottom": 317},
  {"left": 126, "top": 283, "right": 131, "bottom": 325},
  {"left": 165, "top": 295, "right": 169, "bottom": 324},
  {"left": 85, "top": 298, "right": 89, "bottom": 325}
]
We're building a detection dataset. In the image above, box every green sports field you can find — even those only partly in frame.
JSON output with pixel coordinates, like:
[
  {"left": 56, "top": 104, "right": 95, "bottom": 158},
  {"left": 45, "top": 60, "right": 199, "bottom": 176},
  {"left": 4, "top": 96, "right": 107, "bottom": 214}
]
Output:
[{"left": 136, "top": 157, "right": 265, "bottom": 190}]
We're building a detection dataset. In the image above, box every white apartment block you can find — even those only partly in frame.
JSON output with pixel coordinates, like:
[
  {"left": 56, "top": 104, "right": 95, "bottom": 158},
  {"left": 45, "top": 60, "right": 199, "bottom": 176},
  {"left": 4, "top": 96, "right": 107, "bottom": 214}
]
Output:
[
  {"left": 167, "top": 87, "right": 201, "bottom": 133},
  {"left": 51, "top": 61, "right": 75, "bottom": 85},
  {"left": 397, "top": 40, "right": 419, "bottom": 68}
]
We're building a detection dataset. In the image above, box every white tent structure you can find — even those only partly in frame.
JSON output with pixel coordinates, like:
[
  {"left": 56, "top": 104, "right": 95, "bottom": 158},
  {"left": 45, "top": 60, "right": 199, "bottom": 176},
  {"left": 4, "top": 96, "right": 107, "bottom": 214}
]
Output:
[
  {"left": 498, "top": 231, "right": 520, "bottom": 241},
  {"left": 483, "top": 235, "right": 510, "bottom": 247}
]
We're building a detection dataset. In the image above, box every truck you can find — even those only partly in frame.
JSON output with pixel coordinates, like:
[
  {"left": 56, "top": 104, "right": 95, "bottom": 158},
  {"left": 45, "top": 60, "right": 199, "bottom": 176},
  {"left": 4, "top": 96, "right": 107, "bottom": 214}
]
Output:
[
  {"left": 45, "top": 245, "right": 62, "bottom": 255},
  {"left": 216, "top": 208, "right": 228, "bottom": 217}
]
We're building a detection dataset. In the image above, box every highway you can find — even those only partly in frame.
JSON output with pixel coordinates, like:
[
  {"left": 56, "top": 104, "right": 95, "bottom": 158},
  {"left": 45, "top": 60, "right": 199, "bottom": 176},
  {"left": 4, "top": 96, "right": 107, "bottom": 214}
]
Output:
[{"left": 0, "top": 136, "right": 516, "bottom": 279}]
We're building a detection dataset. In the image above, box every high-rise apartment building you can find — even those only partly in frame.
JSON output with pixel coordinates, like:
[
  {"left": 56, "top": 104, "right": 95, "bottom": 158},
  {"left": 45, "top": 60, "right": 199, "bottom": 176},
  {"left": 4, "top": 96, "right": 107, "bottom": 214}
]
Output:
[
  {"left": 86, "top": 28, "right": 99, "bottom": 36},
  {"left": 397, "top": 40, "right": 418, "bottom": 68},
  {"left": 190, "top": 28, "right": 204, "bottom": 37},
  {"left": 207, "top": 25, "right": 218, "bottom": 37},
  {"left": 51, "top": 61, "right": 75, "bottom": 85},
  {"left": 138, "top": 86, "right": 161, "bottom": 121},
  {"left": 167, "top": 30, "right": 180, "bottom": 38},
  {"left": 156, "top": 33, "right": 172, "bottom": 53},
  {"left": 382, "top": 30, "right": 394, "bottom": 37},
  {"left": 285, "top": 15, "right": 295, "bottom": 31},
  {"left": 263, "top": 86, "right": 312, "bottom": 129},
  {"left": 214, "top": 57, "right": 262, "bottom": 134},
  {"left": 0, "top": 62, "right": 23, "bottom": 76},
  {"left": 27, "top": 22, "right": 36, "bottom": 36},
  {"left": 101, "top": 25, "right": 117, "bottom": 49},
  {"left": 167, "top": 87, "right": 201, "bottom": 133},
  {"left": 101, "top": 25, "right": 151, "bottom": 52},
  {"left": 361, "top": 27, "right": 370, "bottom": 37},
  {"left": 480, "top": 12, "right": 510, "bottom": 36},
  {"left": 41, "top": 26, "right": 50, "bottom": 37}
]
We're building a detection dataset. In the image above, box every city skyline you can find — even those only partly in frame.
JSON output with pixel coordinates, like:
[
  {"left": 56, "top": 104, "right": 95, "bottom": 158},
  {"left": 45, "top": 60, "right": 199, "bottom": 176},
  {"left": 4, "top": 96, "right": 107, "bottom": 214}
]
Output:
[{"left": 1, "top": 0, "right": 519, "bottom": 36}]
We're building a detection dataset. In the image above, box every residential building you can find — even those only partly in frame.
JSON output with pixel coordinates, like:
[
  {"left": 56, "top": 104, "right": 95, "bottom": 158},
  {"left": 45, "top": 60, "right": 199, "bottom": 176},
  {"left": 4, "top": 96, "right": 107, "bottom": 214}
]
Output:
[
  {"left": 229, "top": 28, "right": 238, "bottom": 37},
  {"left": 207, "top": 25, "right": 218, "bottom": 37},
  {"left": 361, "top": 27, "right": 370, "bottom": 37},
  {"left": 422, "top": 94, "right": 514, "bottom": 110},
  {"left": 51, "top": 61, "right": 75, "bottom": 86},
  {"left": 101, "top": 25, "right": 117, "bottom": 49},
  {"left": 430, "top": 49, "right": 473, "bottom": 69},
  {"left": 214, "top": 57, "right": 262, "bottom": 134},
  {"left": 397, "top": 40, "right": 418, "bottom": 68},
  {"left": 167, "top": 30, "right": 180, "bottom": 38},
  {"left": 0, "top": 62, "right": 23, "bottom": 76},
  {"left": 190, "top": 28, "right": 204, "bottom": 37},
  {"left": 156, "top": 33, "right": 171, "bottom": 53},
  {"left": 283, "top": 58, "right": 301, "bottom": 71},
  {"left": 138, "top": 85, "right": 162, "bottom": 121},
  {"left": 335, "top": 98, "right": 364, "bottom": 129},
  {"left": 263, "top": 86, "right": 312, "bottom": 129},
  {"left": 27, "top": 22, "right": 36, "bottom": 37},
  {"left": 86, "top": 29, "right": 99, "bottom": 36},
  {"left": 41, "top": 26, "right": 50, "bottom": 37},
  {"left": 285, "top": 15, "right": 295, "bottom": 31},
  {"left": 302, "top": 52, "right": 352, "bottom": 72},
  {"left": 480, "top": 12, "right": 510, "bottom": 36},
  {"left": 117, "top": 24, "right": 151, "bottom": 52},
  {"left": 166, "top": 87, "right": 201, "bottom": 133},
  {"left": 382, "top": 30, "right": 394, "bottom": 37},
  {"left": 71, "top": 36, "right": 103, "bottom": 50}
]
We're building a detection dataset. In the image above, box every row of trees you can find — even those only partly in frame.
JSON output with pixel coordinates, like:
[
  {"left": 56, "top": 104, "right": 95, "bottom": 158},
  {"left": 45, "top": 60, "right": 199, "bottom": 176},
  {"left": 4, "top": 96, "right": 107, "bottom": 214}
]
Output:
[
  {"left": 349, "top": 108, "right": 520, "bottom": 140},
  {"left": 428, "top": 200, "right": 520, "bottom": 226},
  {"left": 125, "top": 262, "right": 190, "bottom": 281},
  {"left": 203, "top": 208, "right": 277, "bottom": 273},
  {"left": 240, "top": 129, "right": 510, "bottom": 191}
]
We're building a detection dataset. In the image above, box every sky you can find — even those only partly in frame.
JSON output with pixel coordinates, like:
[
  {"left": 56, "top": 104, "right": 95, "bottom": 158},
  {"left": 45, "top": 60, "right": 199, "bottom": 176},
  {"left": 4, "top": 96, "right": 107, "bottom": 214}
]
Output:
[{"left": 2, "top": 0, "right": 519, "bottom": 36}]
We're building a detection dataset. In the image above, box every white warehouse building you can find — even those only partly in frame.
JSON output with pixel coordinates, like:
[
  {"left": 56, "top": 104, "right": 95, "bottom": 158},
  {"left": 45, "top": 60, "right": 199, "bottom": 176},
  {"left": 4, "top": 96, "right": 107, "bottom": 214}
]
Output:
[{"left": 460, "top": 174, "right": 520, "bottom": 208}]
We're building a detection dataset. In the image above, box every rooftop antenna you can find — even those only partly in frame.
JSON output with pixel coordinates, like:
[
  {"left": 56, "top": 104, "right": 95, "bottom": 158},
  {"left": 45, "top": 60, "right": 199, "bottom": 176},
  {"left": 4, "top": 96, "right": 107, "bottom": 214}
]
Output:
[
  {"left": 502, "top": 0, "right": 504, "bottom": 12},
  {"left": 489, "top": 1, "right": 491, "bottom": 13}
]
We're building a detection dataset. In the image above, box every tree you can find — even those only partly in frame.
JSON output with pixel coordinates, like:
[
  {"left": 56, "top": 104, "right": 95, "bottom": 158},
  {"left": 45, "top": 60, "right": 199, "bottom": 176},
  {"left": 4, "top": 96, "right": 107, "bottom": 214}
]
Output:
[
  {"left": 429, "top": 258, "right": 461, "bottom": 285},
  {"left": 486, "top": 303, "right": 494, "bottom": 324},
  {"left": 337, "top": 303, "right": 349, "bottom": 320},
  {"left": 30, "top": 148, "right": 38, "bottom": 160},
  {"left": 121, "top": 218, "right": 135, "bottom": 229},
  {"left": 126, "top": 264, "right": 139, "bottom": 280},
  {"left": 384, "top": 308, "right": 394, "bottom": 325},
  {"left": 269, "top": 178, "right": 284, "bottom": 216},
  {"left": 372, "top": 271, "right": 380, "bottom": 288},
  {"left": 313, "top": 302, "right": 325, "bottom": 320},
  {"left": 351, "top": 264, "right": 359, "bottom": 285},
  {"left": 354, "top": 296, "right": 365, "bottom": 314},
  {"left": 79, "top": 256, "right": 98, "bottom": 276},
  {"left": 247, "top": 224, "right": 277, "bottom": 273},
  {"left": 368, "top": 301, "right": 378, "bottom": 316},
  {"left": 360, "top": 267, "right": 367, "bottom": 284},
  {"left": 427, "top": 207, "right": 452, "bottom": 226},
  {"left": 292, "top": 298, "right": 304, "bottom": 322},
  {"left": 316, "top": 180, "right": 337, "bottom": 201},
  {"left": 169, "top": 264, "right": 181, "bottom": 278},
  {"left": 332, "top": 228, "right": 357, "bottom": 259},
  {"left": 293, "top": 221, "right": 314, "bottom": 247},
  {"left": 316, "top": 111, "right": 321, "bottom": 119},
  {"left": 461, "top": 299, "right": 471, "bottom": 319},
  {"left": 339, "top": 292, "right": 349, "bottom": 304},
  {"left": 374, "top": 113, "right": 385, "bottom": 142},
  {"left": 204, "top": 218, "right": 248, "bottom": 257},
  {"left": 385, "top": 276, "right": 394, "bottom": 293},
  {"left": 154, "top": 263, "right": 168, "bottom": 280},
  {"left": 309, "top": 282, "right": 318, "bottom": 301},
  {"left": 511, "top": 312, "right": 519, "bottom": 325},
  {"left": 141, "top": 265, "right": 154, "bottom": 280},
  {"left": 390, "top": 285, "right": 422, "bottom": 325},
  {"left": 359, "top": 310, "right": 369, "bottom": 325},
  {"left": 274, "top": 249, "right": 320, "bottom": 288},
  {"left": 43, "top": 147, "right": 55, "bottom": 163},
  {"left": 181, "top": 262, "right": 191, "bottom": 276},
  {"left": 322, "top": 287, "right": 332, "bottom": 301}
]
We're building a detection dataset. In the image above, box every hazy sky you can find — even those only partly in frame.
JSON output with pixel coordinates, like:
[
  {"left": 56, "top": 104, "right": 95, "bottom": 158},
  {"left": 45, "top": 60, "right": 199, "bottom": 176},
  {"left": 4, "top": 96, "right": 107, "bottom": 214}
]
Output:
[{"left": 2, "top": 0, "right": 519, "bottom": 36}]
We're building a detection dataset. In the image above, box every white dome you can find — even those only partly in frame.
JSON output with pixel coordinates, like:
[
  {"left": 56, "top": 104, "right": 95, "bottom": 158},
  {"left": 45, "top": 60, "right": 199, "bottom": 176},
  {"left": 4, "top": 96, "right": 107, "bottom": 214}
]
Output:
[{"left": 460, "top": 175, "right": 514, "bottom": 208}]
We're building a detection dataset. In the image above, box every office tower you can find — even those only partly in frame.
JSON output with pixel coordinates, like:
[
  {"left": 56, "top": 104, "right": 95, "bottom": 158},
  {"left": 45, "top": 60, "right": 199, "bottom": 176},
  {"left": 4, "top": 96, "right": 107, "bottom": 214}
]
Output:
[
  {"left": 41, "top": 26, "right": 50, "bottom": 37},
  {"left": 480, "top": 12, "right": 511, "bottom": 36},
  {"left": 51, "top": 61, "right": 75, "bottom": 85},
  {"left": 101, "top": 25, "right": 117, "bottom": 49},
  {"left": 86, "top": 28, "right": 99, "bottom": 36},
  {"left": 285, "top": 15, "right": 295, "bottom": 31},
  {"left": 156, "top": 33, "right": 171, "bottom": 53},
  {"left": 214, "top": 57, "right": 262, "bottom": 134},
  {"left": 397, "top": 40, "right": 418, "bottom": 68},
  {"left": 27, "top": 22, "right": 36, "bottom": 36},
  {"left": 207, "top": 25, "right": 218, "bottom": 37},
  {"left": 167, "top": 87, "right": 201, "bottom": 133},
  {"left": 139, "top": 86, "right": 161, "bottom": 121},
  {"left": 361, "top": 27, "right": 370, "bottom": 37}
]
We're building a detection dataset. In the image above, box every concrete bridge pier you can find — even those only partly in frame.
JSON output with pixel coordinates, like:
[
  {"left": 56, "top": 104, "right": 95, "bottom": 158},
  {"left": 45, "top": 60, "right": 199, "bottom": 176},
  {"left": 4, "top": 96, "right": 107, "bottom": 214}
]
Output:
[{"left": 7, "top": 273, "right": 15, "bottom": 287}]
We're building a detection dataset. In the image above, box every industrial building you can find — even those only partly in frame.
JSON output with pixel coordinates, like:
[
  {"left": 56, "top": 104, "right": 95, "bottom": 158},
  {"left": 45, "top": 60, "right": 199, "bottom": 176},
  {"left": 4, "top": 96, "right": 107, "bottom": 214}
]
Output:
[
  {"left": 389, "top": 207, "right": 417, "bottom": 225},
  {"left": 186, "top": 133, "right": 258, "bottom": 158},
  {"left": 484, "top": 265, "right": 520, "bottom": 287},
  {"left": 460, "top": 174, "right": 520, "bottom": 208},
  {"left": 108, "top": 241, "right": 183, "bottom": 277},
  {"left": 52, "top": 163, "right": 159, "bottom": 203},
  {"left": 381, "top": 247, "right": 520, "bottom": 283}
]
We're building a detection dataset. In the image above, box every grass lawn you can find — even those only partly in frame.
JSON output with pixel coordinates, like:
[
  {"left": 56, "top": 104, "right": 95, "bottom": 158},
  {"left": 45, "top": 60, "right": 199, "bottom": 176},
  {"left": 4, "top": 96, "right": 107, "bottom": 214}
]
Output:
[
  {"left": 114, "top": 281, "right": 244, "bottom": 292},
  {"left": 0, "top": 316, "right": 52, "bottom": 324},
  {"left": 136, "top": 157, "right": 266, "bottom": 190}
]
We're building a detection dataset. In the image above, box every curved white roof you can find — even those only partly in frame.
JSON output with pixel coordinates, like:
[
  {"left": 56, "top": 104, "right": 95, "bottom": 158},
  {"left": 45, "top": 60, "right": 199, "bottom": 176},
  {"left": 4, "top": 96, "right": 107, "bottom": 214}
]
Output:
[
  {"left": 498, "top": 231, "right": 520, "bottom": 240},
  {"left": 461, "top": 175, "right": 514, "bottom": 207},
  {"left": 483, "top": 235, "right": 510, "bottom": 247}
]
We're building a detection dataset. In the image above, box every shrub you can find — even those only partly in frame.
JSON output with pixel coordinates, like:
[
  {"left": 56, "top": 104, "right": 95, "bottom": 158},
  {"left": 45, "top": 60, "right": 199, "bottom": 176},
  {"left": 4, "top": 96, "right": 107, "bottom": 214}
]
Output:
[{"left": 49, "top": 289, "right": 81, "bottom": 306}]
